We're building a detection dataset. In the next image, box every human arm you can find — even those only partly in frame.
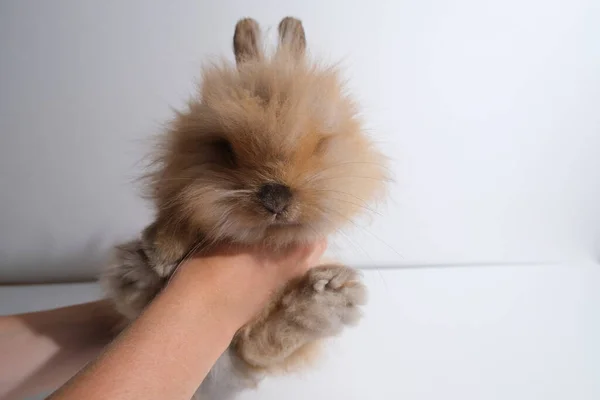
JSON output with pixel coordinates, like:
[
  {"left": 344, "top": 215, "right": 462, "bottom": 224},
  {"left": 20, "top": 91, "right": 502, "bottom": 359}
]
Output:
[
  {"left": 47, "top": 241, "right": 326, "bottom": 400},
  {"left": 0, "top": 300, "right": 123, "bottom": 400}
]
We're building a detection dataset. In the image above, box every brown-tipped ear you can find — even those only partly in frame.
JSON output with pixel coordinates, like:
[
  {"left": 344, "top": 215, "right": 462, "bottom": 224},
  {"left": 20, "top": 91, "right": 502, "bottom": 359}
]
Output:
[
  {"left": 234, "top": 18, "right": 262, "bottom": 64},
  {"left": 278, "top": 17, "right": 306, "bottom": 58}
]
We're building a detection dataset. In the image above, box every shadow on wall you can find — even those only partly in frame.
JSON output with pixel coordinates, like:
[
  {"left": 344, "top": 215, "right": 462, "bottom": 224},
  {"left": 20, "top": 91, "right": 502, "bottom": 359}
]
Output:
[{"left": 0, "top": 238, "right": 110, "bottom": 284}]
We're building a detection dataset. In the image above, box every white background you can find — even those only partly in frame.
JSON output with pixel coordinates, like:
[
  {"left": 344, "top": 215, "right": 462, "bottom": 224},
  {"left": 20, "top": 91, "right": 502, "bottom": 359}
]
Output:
[
  {"left": 2, "top": 264, "right": 599, "bottom": 400},
  {"left": 0, "top": 2, "right": 599, "bottom": 399},
  {"left": 1, "top": 0, "right": 599, "bottom": 282}
]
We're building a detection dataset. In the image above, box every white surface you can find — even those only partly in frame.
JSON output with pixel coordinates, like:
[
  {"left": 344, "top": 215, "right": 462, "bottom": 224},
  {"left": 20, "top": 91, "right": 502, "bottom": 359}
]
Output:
[
  {"left": 1, "top": 1, "right": 600, "bottom": 283},
  {"left": 2, "top": 265, "right": 599, "bottom": 400}
]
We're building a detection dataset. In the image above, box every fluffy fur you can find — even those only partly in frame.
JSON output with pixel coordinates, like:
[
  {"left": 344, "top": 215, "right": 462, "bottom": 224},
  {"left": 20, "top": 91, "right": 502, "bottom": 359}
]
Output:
[{"left": 101, "top": 17, "right": 388, "bottom": 399}]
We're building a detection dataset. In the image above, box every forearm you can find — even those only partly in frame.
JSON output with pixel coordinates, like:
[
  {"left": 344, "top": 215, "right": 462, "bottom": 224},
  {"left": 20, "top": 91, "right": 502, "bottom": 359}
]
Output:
[
  {"left": 45, "top": 243, "right": 323, "bottom": 400},
  {"left": 0, "top": 300, "right": 122, "bottom": 400},
  {"left": 48, "top": 260, "right": 248, "bottom": 400}
]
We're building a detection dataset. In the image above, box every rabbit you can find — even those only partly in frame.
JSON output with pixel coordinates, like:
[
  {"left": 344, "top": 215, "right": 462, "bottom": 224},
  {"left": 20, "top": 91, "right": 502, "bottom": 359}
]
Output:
[{"left": 101, "top": 17, "right": 388, "bottom": 399}]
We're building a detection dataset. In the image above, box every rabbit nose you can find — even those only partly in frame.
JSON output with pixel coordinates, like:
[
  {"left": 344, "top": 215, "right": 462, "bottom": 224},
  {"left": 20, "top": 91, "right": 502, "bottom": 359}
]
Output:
[{"left": 258, "top": 183, "right": 292, "bottom": 214}]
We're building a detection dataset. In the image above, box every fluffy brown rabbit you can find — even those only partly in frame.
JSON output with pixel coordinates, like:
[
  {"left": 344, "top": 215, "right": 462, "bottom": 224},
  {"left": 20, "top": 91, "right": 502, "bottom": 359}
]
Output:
[{"left": 101, "top": 17, "right": 388, "bottom": 399}]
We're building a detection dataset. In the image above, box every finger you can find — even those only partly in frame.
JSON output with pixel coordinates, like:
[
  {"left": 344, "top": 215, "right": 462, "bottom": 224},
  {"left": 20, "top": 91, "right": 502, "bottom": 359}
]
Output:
[{"left": 305, "top": 238, "right": 327, "bottom": 267}]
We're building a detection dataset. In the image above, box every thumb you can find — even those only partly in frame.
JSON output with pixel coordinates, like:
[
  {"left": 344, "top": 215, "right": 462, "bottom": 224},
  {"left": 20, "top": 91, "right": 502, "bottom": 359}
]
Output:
[{"left": 305, "top": 238, "right": 328, "bottom": 267}]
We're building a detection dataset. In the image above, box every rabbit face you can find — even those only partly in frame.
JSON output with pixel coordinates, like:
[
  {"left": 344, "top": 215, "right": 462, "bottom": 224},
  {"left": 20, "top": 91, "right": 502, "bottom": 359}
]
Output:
[{"left": 149, "top": 18, "right": 387, "bottom": 246}]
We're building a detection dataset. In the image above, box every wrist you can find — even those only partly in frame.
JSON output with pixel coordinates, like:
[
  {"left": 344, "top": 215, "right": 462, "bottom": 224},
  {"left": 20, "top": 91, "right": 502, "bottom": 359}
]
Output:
[{"left": 167, "top": 256, "right": 270, "bottom": 333}]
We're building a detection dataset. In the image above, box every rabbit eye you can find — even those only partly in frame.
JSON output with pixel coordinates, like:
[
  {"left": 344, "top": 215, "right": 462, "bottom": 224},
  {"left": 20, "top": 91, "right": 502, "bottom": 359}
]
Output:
[
  {"left": 212, "top": 139, "right": 237, "bottom": 167},
  {"left": 315, "top": 136, "right": 332, "bottom": 154}
]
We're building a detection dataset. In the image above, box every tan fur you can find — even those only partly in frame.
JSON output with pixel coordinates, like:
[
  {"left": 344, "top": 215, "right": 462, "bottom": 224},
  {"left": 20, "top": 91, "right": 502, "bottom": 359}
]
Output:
[
  {"left": 233, "top": 265, "right": 366, "bottom": 371},
  {"left": 101, "top": 17, "right": 388, "bottom": 399}
]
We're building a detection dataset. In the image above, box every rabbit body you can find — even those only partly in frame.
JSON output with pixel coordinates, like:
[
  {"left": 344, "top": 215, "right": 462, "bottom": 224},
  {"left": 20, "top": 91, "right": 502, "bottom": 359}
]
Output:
[{"left": 101, "top": 17, "right": 387, "bottom": 399}]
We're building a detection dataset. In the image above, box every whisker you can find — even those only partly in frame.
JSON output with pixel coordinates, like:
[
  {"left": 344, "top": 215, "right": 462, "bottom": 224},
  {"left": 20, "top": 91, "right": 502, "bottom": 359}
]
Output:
[
  {"left": 152, "top": 177, "right": 200, "bottom": 182},
  {"left": 172, "top": 205, "right": 239, "bottom": 272},
  {"left": 294, "top": 160, "right": 391, "bottom": 183},
  {"left": 312, "top": 189, "right": 373, "bottom": 205},
  {"left": 313, "top": 190, "right": 383, "bottom": 217},
  {"left": 310, "top": 210, "right": 377, "bottom": 266},
  {"left": 318, "top": 205, "right": 404, "bottom": 260},
  {"left": 310, "top": 175, "right": 393, "bottom": 184},
  {"left": 168, "top": 235, "right": 209, "bottom": 283},
  {"left": 314, "top": 161, "right": 394, "bottom": 176},
  {"left": 333, "top": 228, "right": 371, "bottom": 262},
  {"left": 328, "top": 197, "right": 383, "bottom": 217}
]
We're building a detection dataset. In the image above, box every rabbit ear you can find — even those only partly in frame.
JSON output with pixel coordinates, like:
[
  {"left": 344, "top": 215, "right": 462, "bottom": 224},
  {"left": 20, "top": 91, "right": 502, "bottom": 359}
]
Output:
[
  {"left": 277, "top": 17, "right": 306, "bottom": 59},
  {"left": 233, "top": 18, "right": 263, "bottom": 65}
]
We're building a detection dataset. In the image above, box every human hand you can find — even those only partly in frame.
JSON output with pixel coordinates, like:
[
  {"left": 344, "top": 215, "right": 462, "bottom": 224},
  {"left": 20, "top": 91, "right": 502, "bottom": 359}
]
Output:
[
  {"left": 171, "top": 240, "right": 328, "bottom": 329},
  {"left": 224, "top": 239, "right": 328, "bottom": 290}
]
